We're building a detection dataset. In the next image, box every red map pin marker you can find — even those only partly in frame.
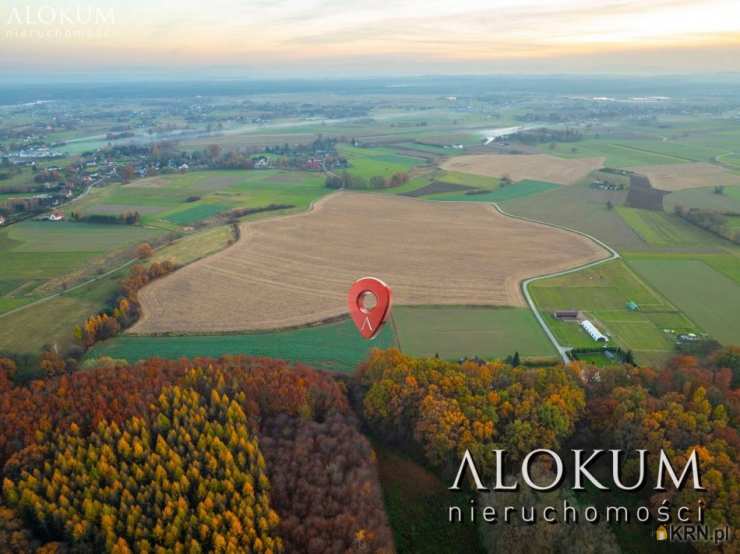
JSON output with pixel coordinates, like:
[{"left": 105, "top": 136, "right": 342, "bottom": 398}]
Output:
[{"left": 348, "top": 277, "right": 392, "bottom": 340}]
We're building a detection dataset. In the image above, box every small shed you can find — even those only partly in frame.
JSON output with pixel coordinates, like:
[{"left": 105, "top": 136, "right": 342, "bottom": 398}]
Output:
[{"left": 554, "top": 310, "right": 580, "bottom": 321}]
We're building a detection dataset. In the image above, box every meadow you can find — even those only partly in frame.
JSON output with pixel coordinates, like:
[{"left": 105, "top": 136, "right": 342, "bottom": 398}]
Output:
[
  {"left": 501, "top": 182, "right": 644, "bottom": 250},
  {"left": 539, "top": 118, "right": 740, "bottom": 170},
  {"left": 164, "top": 203, "right": 229, "bottom": 225},
  {"left": 664, "top": 185, "right": 740, "bottom": 212},
  {"left": 616, "top": 206, "right": 721, "bottom": 248},
  {"left": 430, "top": 170, "right": 499, "bottom": 189},
  {"left": 337, "top": 145, "right": 426, "bottom": 178},
  {"left": 2, "top": 220, "right": 161, "bottom": 253},
  {"left": 628, "top": 259, "right": 740, "bottom": 345},
  {"left": 67, "top": 170, "right": 328, "bottom": 228},
  {"left": 426, "top": 179, "right": 559, "bottom": 202},
  {"left": 530, "top": 260, "right": 697, "bottom": 364},
  {"left": 539, "top": 140, "right": 691, "bottom": 167},
  {"left": 87, "top": 317, "right": 397, "bottom": 373},
  {"left": 0, "top": 223, "right": 234, "bottom": 353},
  {"left": 0, "top": 268, "right": 124, "bottom": 354},
  {"left": 392, "top": 306, "right": 557, "bottom": 360},
  {"left": 151, "top": 225, "right": 234, "bottom": 267},
  {"left": 0, "top": 220, "right": 164, "bottom": 315}
]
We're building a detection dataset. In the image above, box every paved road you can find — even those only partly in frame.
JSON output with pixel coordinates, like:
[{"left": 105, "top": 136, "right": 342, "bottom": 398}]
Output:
[{"left": 491, "top": 202, "right": 620, "bottom": 364}]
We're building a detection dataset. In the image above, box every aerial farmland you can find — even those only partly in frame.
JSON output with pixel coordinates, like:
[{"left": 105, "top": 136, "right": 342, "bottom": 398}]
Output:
[
  {"left": 131, "top": 191, "right": 606, "bottom": 333},
  {"left": 3, "top": 79, "right": 739, "bottom": 372}
]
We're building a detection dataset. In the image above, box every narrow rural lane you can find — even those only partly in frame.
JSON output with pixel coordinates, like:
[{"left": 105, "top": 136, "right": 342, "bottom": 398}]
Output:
[
  {"left": 0, "top": 257, "right": 139, "bottom": 321},
  {"left": 491, "top": 202, "right": 620, "bottom": 364}
]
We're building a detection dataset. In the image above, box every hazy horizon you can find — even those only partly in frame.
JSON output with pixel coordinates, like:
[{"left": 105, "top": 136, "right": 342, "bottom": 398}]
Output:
[{"left": 2, "top": 0, "right": 739, "bottom": 78}]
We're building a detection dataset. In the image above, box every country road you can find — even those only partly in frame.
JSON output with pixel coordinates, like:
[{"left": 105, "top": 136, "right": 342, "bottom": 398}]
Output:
[
  {"left": 0, "top": 256, "right": 139, "bottom": 321},
  {"left": 491, "top": 203, "right": 620, "bottom": 364}
]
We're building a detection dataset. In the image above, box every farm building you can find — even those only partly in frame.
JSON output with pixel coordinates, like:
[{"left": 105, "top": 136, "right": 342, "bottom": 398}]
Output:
[
  {"left": 581, "top": 320, "right": 608, "bottom": 342},
  {"left": 554, "top": 310, "right": 580, "bottom": 321}
]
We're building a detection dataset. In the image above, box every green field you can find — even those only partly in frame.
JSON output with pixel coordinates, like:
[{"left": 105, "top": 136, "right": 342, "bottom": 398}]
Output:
[
  {"left": 541, "top": 131, "right": 738, "bottom": 168},
  {"left": 67, "top": 170, "right": 328, "bottom": 228},
  {"left": 337, "top": 145, "right": 425, "bottom": 178},
  {"left": 623, "top": 248, "right": 740, "bottom": 285},
  {"left": 164, "top": 203, "right": 229, "bottom": 225},
  {"left": 539, "top": 139, "right": 690, "bottom": 167},
  {"left": 501, "top": 183, "right": 644, "bottom": 250},
  {"left": 432, "top": 171, "right": 499, "bottom": 189},
  {"left": 86, "top": 317, "right": 397, "bottom": 372},
  {"left": 394, "top": 142, "right": 449, "bottom": 154},
  {"left": 0, "top": 223, "right": 239, "bottom": 353},
  {"left": 0, "top": 220, "right": 163, "bottom": 309},
  {"left": 393, "top": 306, "right": 557, "bottom": 360},
  {"left": 531, "top": 260, "right": 697, "bottom": 364},
  {"left": 0, "top": 270, "right": 124, "bottom": 353},
  {"left": 428, "top": 179, "right": 559, "bottom": 202},
  {"left": 1, "top": 220, "right": 162, "bottom": 253},
  {"left": 152, "top": 225, "right": 234, "bottom": 267},
  {"left": 721, "top": 154, "right": 740, "bottom": 171},
  {"left": 665, "top": 185, "right": 740, "bottom": 212},
  {"left": 616, "top": 207, "right": 721, "bottom": 248},
  {"left": 628, "top": 259, "right": 740, "bottom": 345},
  {"left": 375, "top": 443, "right": 483, "bottom": 554}
]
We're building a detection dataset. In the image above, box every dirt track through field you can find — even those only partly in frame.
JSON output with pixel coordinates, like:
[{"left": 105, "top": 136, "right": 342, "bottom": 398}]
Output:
[
  {"left": 132, "top": 192, "right": 607, "bottom": 333},
  {"left": 441, "top": 153, "right": 604, "bottom": 185}
]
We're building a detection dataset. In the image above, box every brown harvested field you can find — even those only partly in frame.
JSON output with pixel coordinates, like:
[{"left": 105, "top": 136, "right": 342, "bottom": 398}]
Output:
[
  {"left": 441, "top": 153, "right": 604, "bottom": 185},
  {"left": 131, "top": 192, "right": 607, "bottom": 334},
  {"left": 626, "top": 163, "right": 740, "bottom": 191}
]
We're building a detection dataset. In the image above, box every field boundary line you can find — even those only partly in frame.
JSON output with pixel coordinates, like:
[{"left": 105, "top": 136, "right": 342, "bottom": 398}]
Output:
[
  {"left": 620, "top": 258, "right": 703, "bottom": 332},
  {"left": 491, "top": 202, "right": 620, "bottom": 363},
  {"left": 0, "top": 257, "right": 138, "bottom": 320},
  {"left": 611, "top": 143, "right": 694, "bottom": 163},
  {"left": 3, "top": 195, "right": 332, "bottom": 324}
]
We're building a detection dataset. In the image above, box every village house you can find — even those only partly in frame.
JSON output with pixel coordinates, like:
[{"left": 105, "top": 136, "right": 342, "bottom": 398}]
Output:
[{"left": 253, "top": 156, "right": 269, "bottom": 169}]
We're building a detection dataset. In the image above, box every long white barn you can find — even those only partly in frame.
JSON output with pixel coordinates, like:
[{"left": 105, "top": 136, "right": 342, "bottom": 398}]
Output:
[{"left": 580, "top": 319, "right": 608, "bottom": 342}]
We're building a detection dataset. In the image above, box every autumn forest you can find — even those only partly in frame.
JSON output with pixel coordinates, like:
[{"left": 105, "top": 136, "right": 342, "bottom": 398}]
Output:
[{"left": 0, "top": 345, "right": 737, "bottom": 553}]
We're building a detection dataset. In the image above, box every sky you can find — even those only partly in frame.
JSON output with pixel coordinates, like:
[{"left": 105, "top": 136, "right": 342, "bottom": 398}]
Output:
[{"left": 2, "top": 0, "right": 740, "bottom": 77}]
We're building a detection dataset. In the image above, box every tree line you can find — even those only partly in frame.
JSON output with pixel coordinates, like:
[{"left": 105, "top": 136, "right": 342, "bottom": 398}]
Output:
[
  {"left": 674, "top": 205, "right": 740, "bottom": 244},
  {"left": 69, "top": 211, "right": 141, "bottom": 225},
  {"left": 325, "top": 171, "right": 409, "bottom": 190},
  {"left": 72, "top": 258, "right": 176, "bottom": 351}
]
